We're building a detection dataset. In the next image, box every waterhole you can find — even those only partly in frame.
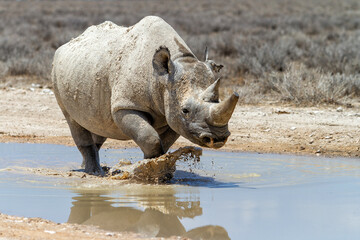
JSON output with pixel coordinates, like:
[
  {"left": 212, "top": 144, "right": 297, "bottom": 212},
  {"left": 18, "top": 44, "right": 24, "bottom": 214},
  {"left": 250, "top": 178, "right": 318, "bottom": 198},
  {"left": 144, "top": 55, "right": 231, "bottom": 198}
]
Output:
[{"left": 0, "top": 143, "right": 360, "bottom": 239}]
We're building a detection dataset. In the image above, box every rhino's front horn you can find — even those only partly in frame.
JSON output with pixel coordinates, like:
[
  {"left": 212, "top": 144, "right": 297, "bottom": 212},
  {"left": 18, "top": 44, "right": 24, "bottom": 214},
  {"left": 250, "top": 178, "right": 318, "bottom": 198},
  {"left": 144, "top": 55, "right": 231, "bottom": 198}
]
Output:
[
  {"left": 208, "top": 92, "right": 239, "bottom": 127},
  {"left": 201, "top": 78, "right": 221, "bottom": 103}
]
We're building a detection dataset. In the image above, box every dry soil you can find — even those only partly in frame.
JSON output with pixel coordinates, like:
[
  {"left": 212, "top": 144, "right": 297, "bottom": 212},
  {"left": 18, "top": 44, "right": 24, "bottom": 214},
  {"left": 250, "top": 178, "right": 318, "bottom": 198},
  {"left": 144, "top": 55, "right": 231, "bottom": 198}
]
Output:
[{"left": 1, "top": 85, "right": 359, "bottom": 157}]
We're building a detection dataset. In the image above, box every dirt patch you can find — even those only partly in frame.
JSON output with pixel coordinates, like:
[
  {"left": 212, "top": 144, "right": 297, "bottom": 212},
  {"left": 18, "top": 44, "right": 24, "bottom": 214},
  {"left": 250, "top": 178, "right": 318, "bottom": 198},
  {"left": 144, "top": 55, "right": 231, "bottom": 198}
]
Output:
[
  {"left": 0, "top": 213, "right": 185, "bottom": 240},
  {"left": 0, "top": 87, "right": 359, "bottom": 157}
]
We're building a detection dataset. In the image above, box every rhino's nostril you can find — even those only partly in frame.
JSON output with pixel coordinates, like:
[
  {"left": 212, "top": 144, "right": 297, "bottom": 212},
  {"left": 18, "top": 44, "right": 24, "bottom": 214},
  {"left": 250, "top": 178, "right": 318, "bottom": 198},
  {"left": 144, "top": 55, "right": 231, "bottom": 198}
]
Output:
[{"left": 202, "top": 136, "right": 211, "bottom": 144}]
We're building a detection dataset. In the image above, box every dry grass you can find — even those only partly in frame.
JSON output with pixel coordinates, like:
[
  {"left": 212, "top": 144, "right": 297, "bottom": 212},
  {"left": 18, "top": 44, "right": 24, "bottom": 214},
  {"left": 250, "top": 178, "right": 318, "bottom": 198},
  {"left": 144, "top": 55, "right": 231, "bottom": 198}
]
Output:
[
  {"left": 0, "top": 0, "right": 360, "bottom": 105},
  {"left": 243, "top": 63, "right": 359, "bottom": 104},
  {"left": 237, "top": 63, "right": 360, "bottom": 105}
]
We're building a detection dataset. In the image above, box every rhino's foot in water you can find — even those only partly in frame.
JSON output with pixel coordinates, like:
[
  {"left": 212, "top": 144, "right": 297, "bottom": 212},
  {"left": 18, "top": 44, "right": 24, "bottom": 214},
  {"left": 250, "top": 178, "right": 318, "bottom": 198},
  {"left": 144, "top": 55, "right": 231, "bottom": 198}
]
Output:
[
  {"left": 78, "top": 145, "right": 104, "bottom": 176},
  {"left": 109, "top": 146, "right": 202, "bottom": 183},
  {"left": 84, "top": 165, "right": 105, "bottom": 176}
]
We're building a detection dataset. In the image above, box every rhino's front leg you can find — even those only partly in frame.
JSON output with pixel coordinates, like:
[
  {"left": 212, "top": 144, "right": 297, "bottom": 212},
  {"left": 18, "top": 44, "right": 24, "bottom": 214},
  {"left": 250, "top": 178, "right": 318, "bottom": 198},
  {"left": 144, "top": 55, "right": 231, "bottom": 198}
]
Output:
[
  {"left": 113, "top": 110, "right": 165, "bottom": 158},
  {"left": 159, "top": 127, "right": 180, "bottom": 153}
]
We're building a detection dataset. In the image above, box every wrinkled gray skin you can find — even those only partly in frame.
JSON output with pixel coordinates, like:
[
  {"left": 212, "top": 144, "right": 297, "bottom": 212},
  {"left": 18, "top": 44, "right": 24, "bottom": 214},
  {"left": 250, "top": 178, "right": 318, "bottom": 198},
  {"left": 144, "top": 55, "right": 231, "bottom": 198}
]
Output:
[{"left": 52, "top": 16, "right": 238, "bottom": 175}]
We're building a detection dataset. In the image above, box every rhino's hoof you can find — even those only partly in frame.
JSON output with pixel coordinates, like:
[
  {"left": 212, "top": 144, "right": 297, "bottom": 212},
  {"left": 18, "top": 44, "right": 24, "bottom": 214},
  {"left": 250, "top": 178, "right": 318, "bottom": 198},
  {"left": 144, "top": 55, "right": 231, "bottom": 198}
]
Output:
[{"left": 85, "top": 166, "right": 105, "bottom": 176}]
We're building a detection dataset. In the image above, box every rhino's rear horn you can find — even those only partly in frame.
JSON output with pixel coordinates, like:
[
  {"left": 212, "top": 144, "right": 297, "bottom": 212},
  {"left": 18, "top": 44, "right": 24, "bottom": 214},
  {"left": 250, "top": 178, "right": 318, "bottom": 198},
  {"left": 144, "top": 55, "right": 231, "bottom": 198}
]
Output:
[
  {"left": 201, "top": 78, "right": 221, "bottom": 103},
  {"left": 152, "top": 46, "right": 174, "bottom": 76},
  {"left": 208, "top": 92, "right": 239, "bottom": 127}
]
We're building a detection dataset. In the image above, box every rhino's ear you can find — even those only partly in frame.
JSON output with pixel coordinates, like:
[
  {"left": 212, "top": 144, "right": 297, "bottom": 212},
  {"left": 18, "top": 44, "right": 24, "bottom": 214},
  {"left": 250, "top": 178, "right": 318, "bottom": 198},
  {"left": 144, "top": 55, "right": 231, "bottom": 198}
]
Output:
[
  {"left": 204, "top": 48, "right": 223, "bottom": 73},
  {"left": 152, "top": 46, "right": 174, "bottom": 76},
  {"left": 206, "top": 60, "right": 223, "bottom": 73},
  {"left": 210, "top": 62, "right": 224, "bottom": 73},
  {"left": 204, "top": 46, "right": 209, "bottom": 61}
]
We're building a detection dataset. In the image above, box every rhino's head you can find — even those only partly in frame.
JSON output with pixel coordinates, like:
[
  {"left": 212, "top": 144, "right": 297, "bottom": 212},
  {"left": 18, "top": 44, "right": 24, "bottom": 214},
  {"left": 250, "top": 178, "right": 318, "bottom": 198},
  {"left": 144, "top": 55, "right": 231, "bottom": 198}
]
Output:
[{"left": 152, "top": 43, "right": 238, "bottom": 149}]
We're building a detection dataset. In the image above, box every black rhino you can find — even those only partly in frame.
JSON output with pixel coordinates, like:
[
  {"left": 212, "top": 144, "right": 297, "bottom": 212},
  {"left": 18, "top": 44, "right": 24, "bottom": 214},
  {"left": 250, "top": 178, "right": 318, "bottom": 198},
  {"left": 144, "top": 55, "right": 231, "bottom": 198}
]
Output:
[{"left": 52, "top": 16, "right": 238, "bottom": 175}]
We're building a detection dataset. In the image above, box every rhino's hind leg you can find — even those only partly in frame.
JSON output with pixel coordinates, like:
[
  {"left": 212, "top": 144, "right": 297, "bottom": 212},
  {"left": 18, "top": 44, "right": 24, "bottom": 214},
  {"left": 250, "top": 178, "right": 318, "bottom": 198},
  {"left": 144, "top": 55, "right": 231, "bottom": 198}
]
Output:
[
  {"left": 78, "top": 145, "right": 103, "bottom": 176},
  {"left": 65, "top": 116, "right": 104, "bottom": 176},
  {"left": 91, "top": 133, "right": 107, "bottom": 151}
]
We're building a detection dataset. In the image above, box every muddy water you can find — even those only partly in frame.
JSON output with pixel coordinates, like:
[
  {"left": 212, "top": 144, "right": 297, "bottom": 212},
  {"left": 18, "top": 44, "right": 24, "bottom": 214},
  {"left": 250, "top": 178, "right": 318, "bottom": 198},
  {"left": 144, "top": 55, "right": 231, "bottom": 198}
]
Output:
[{"left": 1, "top": 143, "right": 360, "bottom": 239}]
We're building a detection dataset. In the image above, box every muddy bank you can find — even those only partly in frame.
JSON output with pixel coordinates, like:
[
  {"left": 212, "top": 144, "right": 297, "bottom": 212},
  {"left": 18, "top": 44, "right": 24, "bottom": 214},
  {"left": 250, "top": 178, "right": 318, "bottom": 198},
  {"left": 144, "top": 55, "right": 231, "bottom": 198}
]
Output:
[{"left": 0, "top": 87, "right": 359, "bottom": 157}]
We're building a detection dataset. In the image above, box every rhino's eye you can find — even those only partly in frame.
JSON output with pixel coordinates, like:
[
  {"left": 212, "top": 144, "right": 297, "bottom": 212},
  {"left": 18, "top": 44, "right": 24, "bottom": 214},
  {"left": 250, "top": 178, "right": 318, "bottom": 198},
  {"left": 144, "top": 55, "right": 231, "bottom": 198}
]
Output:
[{"left": 182, "top": 108, "right": 190, "bottom": 114}]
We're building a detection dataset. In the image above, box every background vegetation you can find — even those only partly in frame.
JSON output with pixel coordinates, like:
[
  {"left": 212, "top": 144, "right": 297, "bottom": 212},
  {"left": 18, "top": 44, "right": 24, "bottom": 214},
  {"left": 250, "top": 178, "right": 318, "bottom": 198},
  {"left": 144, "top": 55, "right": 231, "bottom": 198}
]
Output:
[{"left": 0, "top": 0, "right": 359, "bottom": 105}]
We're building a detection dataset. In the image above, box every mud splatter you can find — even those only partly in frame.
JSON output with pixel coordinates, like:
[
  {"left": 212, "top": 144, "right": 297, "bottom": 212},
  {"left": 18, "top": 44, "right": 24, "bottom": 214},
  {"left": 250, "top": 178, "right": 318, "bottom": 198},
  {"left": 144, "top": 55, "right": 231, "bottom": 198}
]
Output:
[
  {"left": 8, "top": 147, "right": 202, "bottom": 184},
  {"left": 109, "top": 146, "right": 202, "bottom": 183}
]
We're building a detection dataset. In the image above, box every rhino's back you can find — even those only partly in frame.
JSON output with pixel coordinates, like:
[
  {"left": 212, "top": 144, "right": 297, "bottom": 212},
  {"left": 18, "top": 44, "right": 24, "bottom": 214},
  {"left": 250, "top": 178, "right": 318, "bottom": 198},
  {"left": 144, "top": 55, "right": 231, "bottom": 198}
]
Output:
[
  {"left": 52, "top": 21, "right": 128, "bottom": 139},
  {"left": 52, "top": 16, "right": 192, "bottom": 139}
]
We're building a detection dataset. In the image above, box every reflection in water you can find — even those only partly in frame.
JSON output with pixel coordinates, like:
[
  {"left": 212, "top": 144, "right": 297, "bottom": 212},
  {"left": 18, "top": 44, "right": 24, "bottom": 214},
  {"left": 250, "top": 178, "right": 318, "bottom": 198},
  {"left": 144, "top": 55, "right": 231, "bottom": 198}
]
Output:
[
  {"left": 68, "top": 191, "right": 230, "bottom": 240},
  {"left": 2, "top": 144, "right": 360, "bottom": 240}
]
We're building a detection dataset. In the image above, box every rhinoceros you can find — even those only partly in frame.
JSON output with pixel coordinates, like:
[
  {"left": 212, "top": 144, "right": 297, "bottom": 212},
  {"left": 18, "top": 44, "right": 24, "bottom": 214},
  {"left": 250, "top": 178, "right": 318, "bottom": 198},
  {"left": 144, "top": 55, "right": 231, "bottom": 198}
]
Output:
[{"left": 52, "top": 16, "right": 238, "bottom": 175}]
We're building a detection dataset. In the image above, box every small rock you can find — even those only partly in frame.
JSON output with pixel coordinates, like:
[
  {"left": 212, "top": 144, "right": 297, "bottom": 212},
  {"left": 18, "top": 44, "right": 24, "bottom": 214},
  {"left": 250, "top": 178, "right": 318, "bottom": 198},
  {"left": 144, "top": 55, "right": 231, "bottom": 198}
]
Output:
[
  {"left": 105, "top": 233, "right": 114, "bottom": 236},
  {"left": 31, "top": 83, "right": 42, "bottom": 88},
  {"left": 290, "top": 127, "right": 297, "bottom": 131},
  {"left": 29, "top": 87, "right": 35, "bottom": 92},
  {"left": 42, "top": 88, "right": 54, "bottom": 95},
  {"left": 274, "top": 109, "right": 290, "bottom": 114},
  {"left": 336, "top": 107, "right": 343, "bottom": 112},
  {"left": 300, "top": 146, "right": 305, "bottom": 150},
  {"left": 264, "top": 128, "right": 271, "bottom": 132},
  {"left": 309, "top": 139, "right": 314, "bottom": 144},
  {"left": 310, "top": 111, "right": 321, "bottom": 115},
  {"left": 44, "top": 230, "right": 56, "bottom": 234},
  {"left": 315, "top": 149, "right": 321, "bottom": 154},
  {"left": 324, "top": 136, "right": 332, "bottom": 139}
]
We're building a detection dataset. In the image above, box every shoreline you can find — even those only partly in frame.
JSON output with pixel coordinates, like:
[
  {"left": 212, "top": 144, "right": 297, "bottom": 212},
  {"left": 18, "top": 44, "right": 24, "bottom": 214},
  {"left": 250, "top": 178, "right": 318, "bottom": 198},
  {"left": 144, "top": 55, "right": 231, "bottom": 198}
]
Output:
[
  {"left": 0, "top": 212, "right": 180, "bottom": 240},
  {"left": 1, "top": 134, "right": 359, "bottom": 159}
]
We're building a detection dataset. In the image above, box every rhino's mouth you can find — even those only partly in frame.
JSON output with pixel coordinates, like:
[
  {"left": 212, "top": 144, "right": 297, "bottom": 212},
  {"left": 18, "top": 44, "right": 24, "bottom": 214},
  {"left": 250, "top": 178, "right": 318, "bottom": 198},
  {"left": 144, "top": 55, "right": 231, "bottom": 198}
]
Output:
[
  {"left": 186, "top": 122, "right": 230, "bottom": 149},
  {"left": 200, "top": 135, "right": 228, "bottom": 149}
]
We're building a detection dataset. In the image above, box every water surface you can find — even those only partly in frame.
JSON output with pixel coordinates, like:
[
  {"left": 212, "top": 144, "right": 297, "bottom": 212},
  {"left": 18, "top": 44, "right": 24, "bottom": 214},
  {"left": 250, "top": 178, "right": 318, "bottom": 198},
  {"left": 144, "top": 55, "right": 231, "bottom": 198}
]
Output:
[{"left": 0, "top": 143, "right": 360, "bottom": 239}]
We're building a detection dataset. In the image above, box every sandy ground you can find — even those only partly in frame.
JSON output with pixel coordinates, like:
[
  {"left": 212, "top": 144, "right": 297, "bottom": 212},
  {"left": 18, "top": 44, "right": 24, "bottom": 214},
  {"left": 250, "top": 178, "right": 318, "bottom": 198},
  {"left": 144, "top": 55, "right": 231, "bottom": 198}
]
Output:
[
  {"left": 0, "top": 213, "right": 185, "bottom": 240},
  {"left": 0, "top": 86, "right": 359, "bottom": 157},
  {"left": 0, "top": 85, "right": 359, "bottom": 239}
]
